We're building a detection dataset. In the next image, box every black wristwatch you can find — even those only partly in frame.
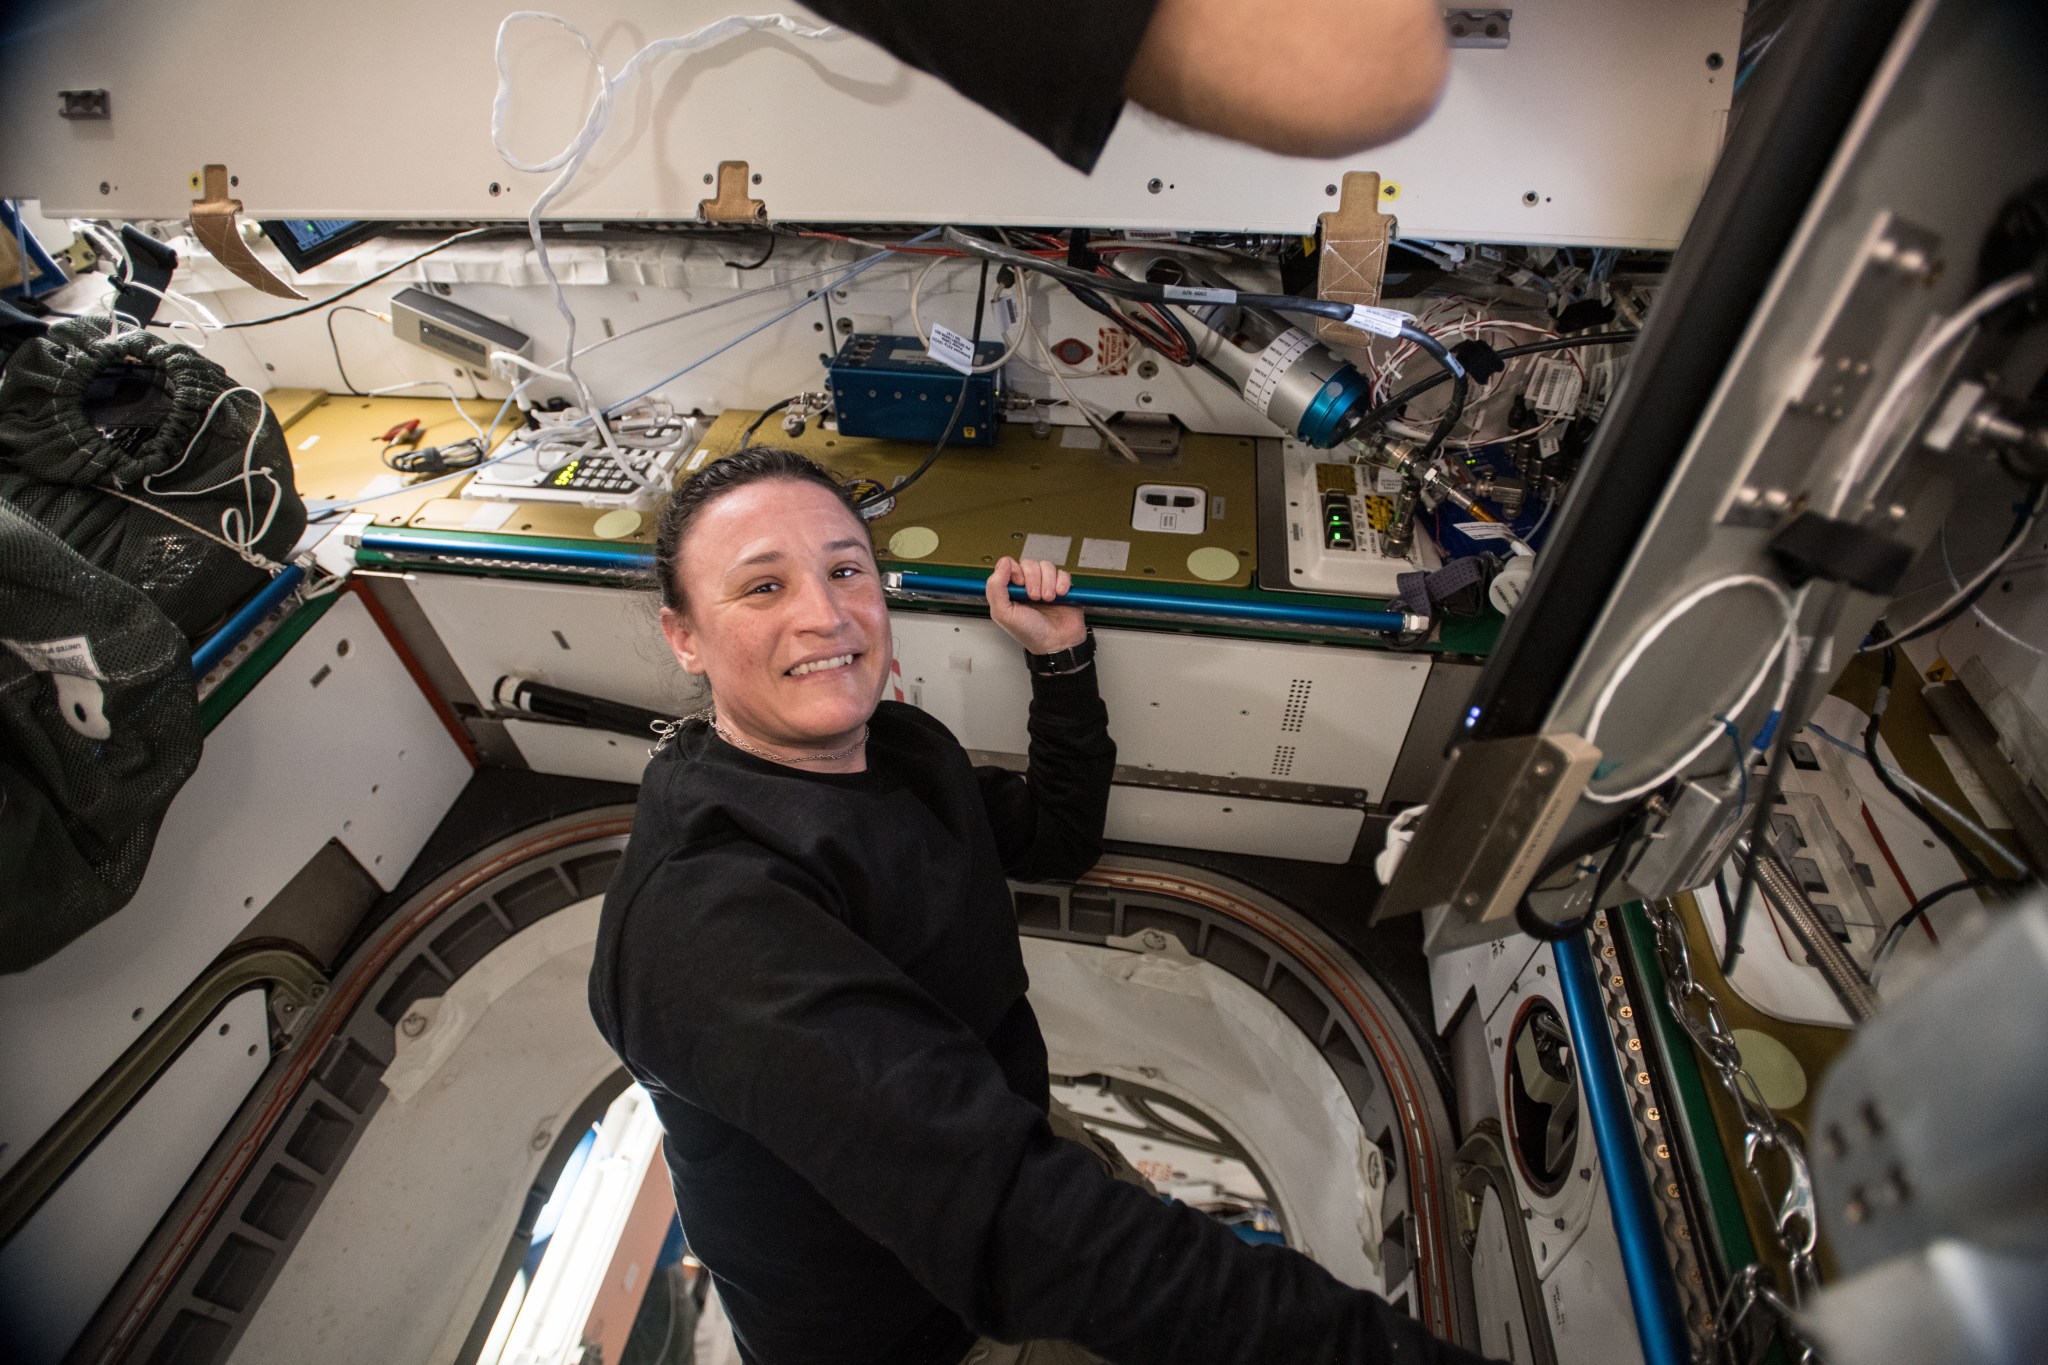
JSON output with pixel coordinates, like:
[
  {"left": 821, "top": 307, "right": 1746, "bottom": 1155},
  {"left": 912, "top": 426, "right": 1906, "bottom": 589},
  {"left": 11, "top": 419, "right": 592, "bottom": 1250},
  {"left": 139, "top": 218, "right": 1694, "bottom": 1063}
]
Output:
[{"left": 1025, "top": 629, "right": 1096, "bottom": 677}]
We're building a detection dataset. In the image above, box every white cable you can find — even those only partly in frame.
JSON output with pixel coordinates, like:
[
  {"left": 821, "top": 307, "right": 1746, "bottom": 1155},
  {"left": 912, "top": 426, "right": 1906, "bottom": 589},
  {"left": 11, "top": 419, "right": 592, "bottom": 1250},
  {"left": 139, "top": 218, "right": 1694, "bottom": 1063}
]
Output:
[
  {"left": 1020, "top": 278, "right": 1137, "bottom": 462},
  {"left": 907, "top": 256, "right": 1020, "bottom": 373},
  {"left": 1825, "top": 271, "right": 2037, "bottom": 518},
  {"left": 1582, "top": 574, "right": 1801, "bottom": 805},
  {"left": 134, "top": 386, "right": 285, "bottom": 555},
  {"left": 490, "top": 11, "right": 837, "bottom": 460},
  {"left": 1865, "top": 483, "right": 2047, "bottom": 651},
  {"left": 1938, "top": 532, "right": 2048, "bottom": 658}
]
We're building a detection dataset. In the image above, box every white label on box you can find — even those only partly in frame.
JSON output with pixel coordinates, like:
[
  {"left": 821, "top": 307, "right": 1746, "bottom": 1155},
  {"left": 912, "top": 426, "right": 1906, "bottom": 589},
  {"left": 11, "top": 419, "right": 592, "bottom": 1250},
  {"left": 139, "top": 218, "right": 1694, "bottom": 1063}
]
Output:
[
  {"left": 1375, "top": 467, "right": 1404, "bottom": 494},
  {"left": 5, "top": 634, "right": 106, "bottom": 679},
  {"left": 1163, "top": 285, "right": 1237, "bottom": 305},
  {"left": 1020, "top": 533, "right": 1073, "bottom": 565},
  {"left": 1455, "top": 521, "right": 1516, "bottom": 542},
  {"left": 926, "top": 322, "right": 977, "bottom": 375},
  {"left": 994, "top": 294, "right": 1020, "bottom": 330},
  {"left": 1538, "top": 427, "right": 1563, "bottom": 458},
  {"left": 1525, "top": 356, "right": 1584, "bottom": 416}
]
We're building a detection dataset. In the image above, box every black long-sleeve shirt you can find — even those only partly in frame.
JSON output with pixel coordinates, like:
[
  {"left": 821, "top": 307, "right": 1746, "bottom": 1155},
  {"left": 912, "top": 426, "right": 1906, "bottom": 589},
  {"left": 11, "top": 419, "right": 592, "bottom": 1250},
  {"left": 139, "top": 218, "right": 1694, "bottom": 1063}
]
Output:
[
  {"left": 589, "top": 669, "right": 1492, "bottom": 1365},
  {"left": 799, "top": 0, "right": 1162, "bottom": 172}
]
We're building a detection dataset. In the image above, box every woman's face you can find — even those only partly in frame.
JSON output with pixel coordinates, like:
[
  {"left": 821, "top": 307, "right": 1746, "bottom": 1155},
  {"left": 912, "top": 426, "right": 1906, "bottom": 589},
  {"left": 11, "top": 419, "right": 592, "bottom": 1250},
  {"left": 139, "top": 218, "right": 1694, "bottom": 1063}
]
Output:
[{"left": 659, "top": 478, "right": 890, "bottom": 750}]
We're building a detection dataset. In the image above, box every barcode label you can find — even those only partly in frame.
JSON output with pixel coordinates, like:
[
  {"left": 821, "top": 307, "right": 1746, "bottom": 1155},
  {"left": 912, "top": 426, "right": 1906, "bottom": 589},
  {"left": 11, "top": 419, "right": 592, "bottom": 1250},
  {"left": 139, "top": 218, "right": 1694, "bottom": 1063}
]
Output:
[{"left": 1525, "top": 356, "right": 1583, "bottom": 416}]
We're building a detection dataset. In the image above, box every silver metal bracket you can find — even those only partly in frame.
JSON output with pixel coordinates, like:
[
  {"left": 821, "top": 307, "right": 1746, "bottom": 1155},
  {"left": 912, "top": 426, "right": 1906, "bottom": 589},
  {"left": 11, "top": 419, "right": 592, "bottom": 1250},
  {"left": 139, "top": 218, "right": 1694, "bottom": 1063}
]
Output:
[{"left": 1720, "top": 212, "right": 1943, "bottom": 527}]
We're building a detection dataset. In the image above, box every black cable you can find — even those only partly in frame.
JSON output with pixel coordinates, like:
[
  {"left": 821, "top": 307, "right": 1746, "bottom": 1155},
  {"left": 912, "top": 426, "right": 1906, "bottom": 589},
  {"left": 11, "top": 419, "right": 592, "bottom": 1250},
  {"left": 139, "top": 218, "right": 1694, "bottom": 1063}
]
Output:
[
  {"left": 1861, "top": 638, "right": 2000, "bottom": 886},
  {"left": 1359, "top": 331, "right": 1641, "bottom": 430},
  {"left": 1874, "top": 877, "right": 1986, "bottom": 967},
  {"left": 324, "top": 304, "right": 384, "bottom": 397},
  {"left": 1721, "top": 583, "right": 1851, "bottom": 975},
  {"left": 944, "top": 227, "right": 1358, "bottom": 328},
  {"left": 855, "top": 257, "right": 989, "bottom": 511},
  {"left": 739, "top": 396, "right": 800, "bottom": 449},
  {"left": 384, "top": 437, "right": 485, "bottom": 476},
  {"left": 722, "top": 232, "right": 776, "bottom": 271},
  {"left": 219, "top": 226, "right": 506, "bottom": 328},
  {"left": 1060, "top": 279, "right": 1187, "bottom": 362},
  {"left": 1713, "top": 867, "right": 1739, "bottom": 952},
  {"left": 1514, "top": 802, "right": 1654, "bottom": 941}
]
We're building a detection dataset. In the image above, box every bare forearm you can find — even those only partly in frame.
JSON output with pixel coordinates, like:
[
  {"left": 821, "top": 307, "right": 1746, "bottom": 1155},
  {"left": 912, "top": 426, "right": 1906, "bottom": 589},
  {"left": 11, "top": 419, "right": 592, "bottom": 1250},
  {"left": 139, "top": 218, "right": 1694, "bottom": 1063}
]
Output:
[{"left": 1125, "top": 0, "right": 1450, "bottom": 157}]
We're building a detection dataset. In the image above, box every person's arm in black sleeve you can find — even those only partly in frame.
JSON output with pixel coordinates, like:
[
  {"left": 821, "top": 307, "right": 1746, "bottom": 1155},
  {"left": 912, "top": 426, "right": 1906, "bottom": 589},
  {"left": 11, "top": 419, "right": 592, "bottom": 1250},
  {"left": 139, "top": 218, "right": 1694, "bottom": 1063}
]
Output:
[
  {"left": 801, "top": 0, "right": 1449, "bottom": 172},
  {"left": 978, "top": 663, "right": 1115, "bottom": 881},
  {"left": 800, "top": 0, "right": 1159, "bottom": 171},
  {"left": 614, "top": 846, "right": 1499, "bottom": 1365},
  {"left": 975, "top": 556, "right": 1115, "bottom": 880}
]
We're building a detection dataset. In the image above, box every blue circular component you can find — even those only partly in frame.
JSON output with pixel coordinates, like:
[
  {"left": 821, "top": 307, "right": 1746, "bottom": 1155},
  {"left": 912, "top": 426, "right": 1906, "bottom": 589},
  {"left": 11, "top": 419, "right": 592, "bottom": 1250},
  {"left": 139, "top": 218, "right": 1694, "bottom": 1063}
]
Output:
[{"left": 1295, "top": 363, "right": 1374, "bottom": 447}]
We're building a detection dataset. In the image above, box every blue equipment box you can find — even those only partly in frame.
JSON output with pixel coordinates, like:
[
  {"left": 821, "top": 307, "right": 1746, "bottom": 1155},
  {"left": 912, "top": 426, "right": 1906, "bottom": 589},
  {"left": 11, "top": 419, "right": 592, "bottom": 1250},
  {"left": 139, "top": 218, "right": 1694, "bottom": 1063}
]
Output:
[{"left": 828, "top": 333, "right": 1003, "bottom": 447}]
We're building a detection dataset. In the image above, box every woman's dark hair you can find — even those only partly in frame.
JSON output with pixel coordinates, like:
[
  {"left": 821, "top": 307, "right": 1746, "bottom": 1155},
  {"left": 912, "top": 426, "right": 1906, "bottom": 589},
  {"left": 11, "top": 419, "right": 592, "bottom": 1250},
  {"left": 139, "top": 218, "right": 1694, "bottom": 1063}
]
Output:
[{"left": 652, "top": 445, "right": 860, "bottom": 613}]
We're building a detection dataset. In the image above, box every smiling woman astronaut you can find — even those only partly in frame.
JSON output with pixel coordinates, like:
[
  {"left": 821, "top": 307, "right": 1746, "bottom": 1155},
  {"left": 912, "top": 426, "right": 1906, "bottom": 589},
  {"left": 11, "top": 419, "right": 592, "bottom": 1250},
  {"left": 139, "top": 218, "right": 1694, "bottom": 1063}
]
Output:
[{"left": 585, "top": 448, "right": 1496, "bottom": 1365}]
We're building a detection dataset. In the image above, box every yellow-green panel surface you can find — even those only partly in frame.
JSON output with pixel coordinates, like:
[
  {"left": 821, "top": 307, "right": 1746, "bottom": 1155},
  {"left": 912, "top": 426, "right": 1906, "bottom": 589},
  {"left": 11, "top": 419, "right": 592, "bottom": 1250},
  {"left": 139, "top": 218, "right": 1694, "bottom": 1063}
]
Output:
[
  {"left": 278, "top": 393, "right": 523, "bottom": 527},
  {"left": 693, "top": 411, "right": 1260, "bottom": 589}
]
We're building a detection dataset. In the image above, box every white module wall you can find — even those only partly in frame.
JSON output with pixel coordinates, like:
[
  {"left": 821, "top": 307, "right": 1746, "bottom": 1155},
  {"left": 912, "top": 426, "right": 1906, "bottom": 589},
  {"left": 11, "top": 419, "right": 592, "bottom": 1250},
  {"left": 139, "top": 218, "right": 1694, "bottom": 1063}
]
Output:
[
  {"left": 402, "top": 575, "right": 1430, "bottom": 860},
  {"left": 0, "top": 0, "right": 1740, "bottom": 248},
  {"left": 0, "top": 594, "right": 472, "bottom": 1189}
]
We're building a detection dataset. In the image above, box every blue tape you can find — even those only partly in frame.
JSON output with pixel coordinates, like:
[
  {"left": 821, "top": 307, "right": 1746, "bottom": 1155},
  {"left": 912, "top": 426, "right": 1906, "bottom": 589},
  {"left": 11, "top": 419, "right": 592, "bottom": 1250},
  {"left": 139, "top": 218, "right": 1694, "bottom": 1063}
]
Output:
[{"left": 1552, "top": 933, "right": 1689, "bottom": 1365}]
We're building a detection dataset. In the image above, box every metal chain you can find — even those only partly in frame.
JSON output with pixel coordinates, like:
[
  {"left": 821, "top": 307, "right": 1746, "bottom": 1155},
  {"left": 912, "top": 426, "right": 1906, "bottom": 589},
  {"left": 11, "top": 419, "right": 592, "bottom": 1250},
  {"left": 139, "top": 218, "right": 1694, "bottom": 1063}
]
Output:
[{"left": 1647, "top": 900, "right": 1821, "bottom": 1364}]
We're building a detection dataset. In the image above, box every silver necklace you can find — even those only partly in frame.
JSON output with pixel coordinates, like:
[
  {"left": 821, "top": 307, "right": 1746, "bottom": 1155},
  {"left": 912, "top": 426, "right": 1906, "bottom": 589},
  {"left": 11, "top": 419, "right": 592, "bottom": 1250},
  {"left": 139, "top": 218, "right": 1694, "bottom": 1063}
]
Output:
[{"left": 713, "top": 721, "right": 869, "bottom": 765}]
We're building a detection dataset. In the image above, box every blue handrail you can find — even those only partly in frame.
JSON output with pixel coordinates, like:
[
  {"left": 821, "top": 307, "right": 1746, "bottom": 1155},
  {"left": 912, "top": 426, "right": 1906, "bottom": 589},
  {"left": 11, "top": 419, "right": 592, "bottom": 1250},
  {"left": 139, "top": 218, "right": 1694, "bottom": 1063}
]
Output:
[
  {"left": 191, "top": 564, "right": 307, "bottom": 678},
  {"left": 354, "top": 529, "right": 654, "bottom": 572},
  {"left": 888, "top": 569, "right": 1414, "bottom": 634},
  {"left": 1553, "top": 931, "right": 1689, "bottom": 1365}
]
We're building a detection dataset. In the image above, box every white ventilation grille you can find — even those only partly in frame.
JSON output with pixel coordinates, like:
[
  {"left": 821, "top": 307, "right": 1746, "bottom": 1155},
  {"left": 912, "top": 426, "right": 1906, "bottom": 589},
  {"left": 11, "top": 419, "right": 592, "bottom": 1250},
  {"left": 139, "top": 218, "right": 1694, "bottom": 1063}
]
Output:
[
  {"left": 1281, "top": 679, "right": 1313, "bottom": 733},
  {"left": 1271, "top": 745, "right": 1297, "bottom": 777}
]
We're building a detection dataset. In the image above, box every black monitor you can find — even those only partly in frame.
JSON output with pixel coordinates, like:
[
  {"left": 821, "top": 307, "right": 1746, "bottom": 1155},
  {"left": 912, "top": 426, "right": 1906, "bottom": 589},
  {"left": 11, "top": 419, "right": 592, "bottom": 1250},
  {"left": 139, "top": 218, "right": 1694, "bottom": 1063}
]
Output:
[{"left": 258, "top": 219, "right": 385, "bottom": 273}]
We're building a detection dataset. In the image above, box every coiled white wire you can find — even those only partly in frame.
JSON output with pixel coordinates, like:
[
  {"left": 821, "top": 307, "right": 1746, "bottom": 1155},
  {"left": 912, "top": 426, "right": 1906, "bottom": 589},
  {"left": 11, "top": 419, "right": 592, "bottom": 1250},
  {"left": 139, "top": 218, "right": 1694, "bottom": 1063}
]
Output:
[
  {"left": 489, "top": 10, "right": 838, "bottom": 468},
  {"left": 1581, "top": 574, "right": 1802, "bottom": 805}
]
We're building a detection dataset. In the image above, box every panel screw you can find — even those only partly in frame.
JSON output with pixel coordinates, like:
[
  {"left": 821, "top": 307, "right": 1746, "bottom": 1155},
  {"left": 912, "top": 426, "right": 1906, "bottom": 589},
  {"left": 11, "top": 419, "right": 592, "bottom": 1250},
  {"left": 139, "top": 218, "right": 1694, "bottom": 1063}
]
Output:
[
  {"left": 1325, "top": 184, "right": 1338, "bottom": 197},
  {"left": 488, "top": 182, "right": 502, "bottom": 196},
  {"left": 1523, "top": 191, "right": 1540, "bottom": 206},
  {"left": 1147, "top": 178, "right": 1163, "bottom": 194},
  {"left": 400, "top": 1012, "right": 428, "bottom": 1037},
  {"left": 1706, "top": 52, "right": 1724, "bottom": 70},
  {"left": 532, "top": 1129, "right": 552, "bottom": 1152},
  {"left": 99, "top": 181, "right": 111, "bottom": 195},
  {"left": 751, "top": 172, "right": 762, "bottom": 185}
]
